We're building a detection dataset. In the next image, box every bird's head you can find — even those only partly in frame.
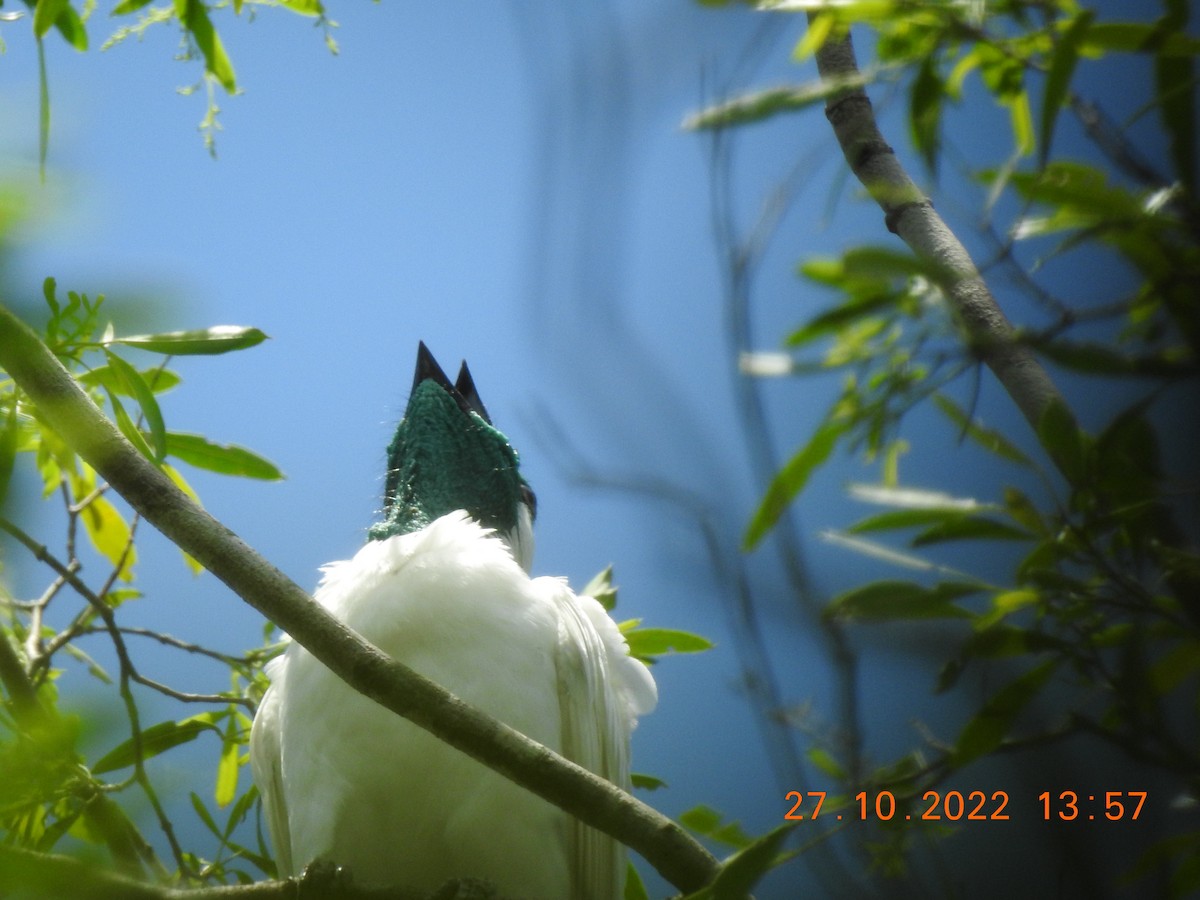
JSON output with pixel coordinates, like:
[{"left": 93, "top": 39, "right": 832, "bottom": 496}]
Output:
[{"left": 368, "top": 343, "right": 536, "bottom": 569}]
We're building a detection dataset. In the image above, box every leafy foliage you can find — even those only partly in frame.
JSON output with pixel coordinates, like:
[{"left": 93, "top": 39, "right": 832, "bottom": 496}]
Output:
[
  {"left": 0, "top": 283, "right": 282, "bottom": 887},
  {"left": 691, "top": 0, "right": 1200, "bottom": 893}
]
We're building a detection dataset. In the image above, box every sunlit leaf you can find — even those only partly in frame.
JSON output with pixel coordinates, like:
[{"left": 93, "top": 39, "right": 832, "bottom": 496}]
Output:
[
  {"left": 179, "top": 0, "right": 237, "bottom": 92},
  {"left": 163, "top": 463, "right": 205, "bottom": 573},
  {"left": 104, "top": 350, "right": 167, "bottom": 461},
  {"left": 745, "top": 418, "right": 848, "bottom": 548},
  {"left": 848, "top": 482, "right": 983, "bottom": 511},
  {"left": 166, "top": 432, "right": 284, "bottom": 480},
  {"left": 683, "top": 73, "right": 873, "bottom": 130},
  {"left": 581, "top": 565, "right": 617, "bottom": 611},
  {"left": 33, "top": 0, "right": 69, "bottom": 39},
  {"left": 76, "top": 491, "right": 137, "bottom": 582},
  {"left": 110, "top": 325, "right": 266, "bottom": 356},
  {"left": 215, "top": 716, "right": 239, "bottom": 808},
  {"left": 93, "top": 713, "right": 225, "bottom": 774},
  {"left": 624, "top": 628, "right": 714, "bottom": 661}
]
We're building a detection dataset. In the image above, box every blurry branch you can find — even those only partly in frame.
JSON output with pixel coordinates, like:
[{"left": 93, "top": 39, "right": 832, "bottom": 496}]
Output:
[
  {"left": 809, "top": 30, "right": 1065, "bottom": 438},
  {"left": 0, "top": 304, "right": 721, "bottom": 895}
]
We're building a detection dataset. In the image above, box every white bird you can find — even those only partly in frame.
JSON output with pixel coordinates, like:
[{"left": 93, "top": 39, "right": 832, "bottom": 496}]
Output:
[{"left": 250, "top": 343, "right": 657, "bottom": 899}]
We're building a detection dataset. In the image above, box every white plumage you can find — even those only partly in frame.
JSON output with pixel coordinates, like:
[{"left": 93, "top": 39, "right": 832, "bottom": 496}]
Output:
[{"left": 250, "top": 510, "right": 657, "bottom": 898}]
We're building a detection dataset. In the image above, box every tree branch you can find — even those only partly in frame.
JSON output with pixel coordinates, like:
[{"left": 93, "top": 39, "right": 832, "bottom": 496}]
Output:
[
  {"left": 0, "top": 304, "right": 720, "bottom": 894},
  {"left": 811, "top": 30, "right": 1065, "bottom": 436}
]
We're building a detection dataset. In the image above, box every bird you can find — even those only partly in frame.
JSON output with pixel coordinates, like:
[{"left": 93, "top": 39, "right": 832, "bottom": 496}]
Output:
[{"left": 250, "top": 342, "right": 657, "bottom": 899}]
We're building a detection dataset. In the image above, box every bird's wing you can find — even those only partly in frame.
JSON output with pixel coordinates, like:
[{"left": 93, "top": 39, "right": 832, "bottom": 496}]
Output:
[
  {"left": 249, "top": 656, "right": 295, "bottom": 878},
  {"left": 549, "top": 580, "right": 658, "bottom": 900}
]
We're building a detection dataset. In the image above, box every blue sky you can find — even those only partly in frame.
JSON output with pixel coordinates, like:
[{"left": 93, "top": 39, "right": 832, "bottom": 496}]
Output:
[{"left": 1, "top": 2, "right": 1187, "bottom": 897}]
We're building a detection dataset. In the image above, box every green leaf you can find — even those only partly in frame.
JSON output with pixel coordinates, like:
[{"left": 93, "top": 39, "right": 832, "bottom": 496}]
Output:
[
  {"left": 581, "top": 565, "right": 617, "bottom": 611},
  {"left": 1040, "top": 10, "right": 1093, "bottom": 167},
  {"left": 829, "top": 580, "right": 980, "bottom": 621},
  {"left": 53, "top": 4, "right": 88, "bottom": 50},
  {"left": 624, "top": 628, "right": 715, "bottom": 661},
  {"left": 1081, "top": 22, "right": 1200, "bottom": 56},
  {"left": 0, "top": 401, "right": 17, "bottom": 508},
  {"left": 848, "top": 507, "right": 982, "bottom": 535},
  {"left": 278, "top": 0, "right": 324, "bottom": 15},
  {"left": 111, "top": 0, "right": 155, "bottom": 13},
  {"left": 33, "top": 0, "right": 70, "bottom": 39},
  {"left": 912, "top": 516, "right": 1033, "bottom": 547},
  {"left": 631, "top": 773, "right": 667, "bottom": 791},
  {"left": 910, "top": 57, "right": 942, "bottom": 172},
  {"left": 679, "top": 805, "right": 754, "bottom": 851},
  {"left": 106, "top": 388, "right": 158, "bottom": 464},
  {"left": 180, "top": 0, "right": 237, "bottom": 92},
  {"left": 953, "top": 659, "right": 1057, "bottom": 766},
  {"left": 81, "top": 364, "right": 181, "bottom": 396},
  {"left": 744, "top": 417, "right": 847, "bottom": 549},
  {"left": 103, "top": 350, "right": 167, "bottom": 461},
  {"left": 215, "top": 715, "right": 239, "bottom": 808},
  {"left": 1157, "top": 40, "right": 1196, "bottom": 195},
  {"left": 624, "top": 862, "right": 650, "bottom": 900},
  {"left": 93, "top": 714, "right": 224, "bottom": 774},
  {"left": 683, "top": 823, "right": 796, "bottom": 900},
  {"left": 807, "top": 746, "right": 846, "bottom": 779},
  {"left": 683, "top": 73, "right": 872, "bottom": 130},
  {"left": 936, "top": 396, "right": 1033, "bottom": 466},
  {"left": 1037, "top": 397, "right": 1087, "bottom": 483},
  {"left": 77, "top": 491, "right": 137, "bottom": 582},
  {"left": 166, "top": 432, "right": 284, "bottom": 480},
  {"left": 110, "top": 325, "right": 266, "bottom": 355}
]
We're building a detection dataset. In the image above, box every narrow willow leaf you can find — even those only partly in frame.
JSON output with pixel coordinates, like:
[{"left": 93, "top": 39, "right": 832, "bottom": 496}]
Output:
[
  {"left": 1037, "top": 397, "right": 1087, "bottom": 483},
  {"left": 912, "top": 516, "right": 1033, "bottom": 547},
  {"left": 679, "top": 805, "right": 754, "bottom": 851},
  {"left": 630, "top": 773, "right": 667, "bottom": 791},
  {"left": 848, "top": 482, "right": 983, "bottom": 510},
  {"left": 690, "top": 823, "right": 796, "bottom": 900},
  {"left": 94, "top": 714, "right": 224, "bottom": 774},
  {"left": 53, "top": 4, "right": 88, "bottom": 50},
  {"left": 104, "top": 350, "right": 167, "bottom": 460},
  {"left": 215, "top": 716, "right": 239, "bottom": 808},
  {"left": 744, "top": 418, "right": 847, "bottom": 549},
  {"left": 190, "top": 792, "right": 222, "bottom": 839},
  {"left": 910, "top": 57, "right": 942, "bottom": 172},
  {"left": 163, "top": 463, "right": 205, "bottom": 573},
  {"left": 848, "top": 507, "right": 977, "bottom": 534},
  {"left": 81, "top": 364, "right": 181, "bottom": 395},
  {"left": 37, "top": 40, "right": 50, "bottom": 182},
  {"left": 581, "top": 564, "right": 617, "bottom": 611},
  {"left": 181, "top": 0, "right": 237, "bottom": 92},
  {"left": 1008, "top": 91, "right": 1034, "bottom": 157},
  {"left": 111, "top": 325, "right": 266, "bottom": 355},
  {"left": 1040, "top": 11, "right": 1094, "bottom": 165},
  {"left": 279, "top": 0, "right": 323, "bottom": 15},
  {"left": 683, "top": 73, "right": 872, "bottom": 130},
  {"left": 33, "top": 0, "right": 70, "bottom": 39},
  {"left": 933, "top": 394, "right": 1032, "bottom": 466},
  {"left": 166, "top": 432, "right": 284, "bottom": 480},
  {"left": 624, "top": 628, "right": 715, "bottom": 659},
  {"left": 111, "top": 0, "right": 154, "bottom": 13},
  {"left": 624, "top": 862, "right": 650, "bottom": 900},
  {"left": 106, "top": 388, "right": 158, "bottom": 464},
  {"left": 77, "top": 491, "right": 137, "bottom": 582},
  {"left": 0, "top": 402, "right": 16, "bottom": 507},
  {"left": 829, "top": 579, "right": 978, "bottom": 621},
  {"left": 953, "top": 659, "right": 1057, "bottom": 766}
]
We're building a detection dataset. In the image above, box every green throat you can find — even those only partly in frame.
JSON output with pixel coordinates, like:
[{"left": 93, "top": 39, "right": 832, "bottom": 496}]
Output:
[{"left": 368, "top": 343, "right": 534, "bottom": 543}]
